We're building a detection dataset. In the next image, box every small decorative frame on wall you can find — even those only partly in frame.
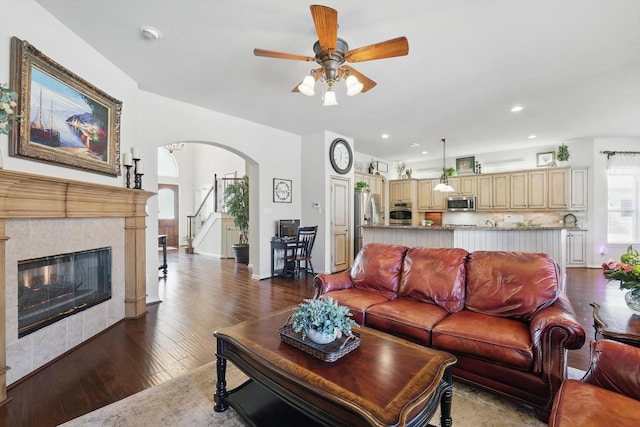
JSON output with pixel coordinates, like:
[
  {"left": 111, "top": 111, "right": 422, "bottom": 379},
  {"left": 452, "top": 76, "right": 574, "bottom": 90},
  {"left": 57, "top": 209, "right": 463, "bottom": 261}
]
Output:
[
  {"left": 273, "top": 178, "right": 292, "bottom": 203},
  {"left": 456, "top": 156, "right": 475, "bottom": 174},
  {"left": 375, "top": 161, "right": 388, "bottom": 173},
  {"left": 537, "top": 151, "right": 556, "bottom": 167}
]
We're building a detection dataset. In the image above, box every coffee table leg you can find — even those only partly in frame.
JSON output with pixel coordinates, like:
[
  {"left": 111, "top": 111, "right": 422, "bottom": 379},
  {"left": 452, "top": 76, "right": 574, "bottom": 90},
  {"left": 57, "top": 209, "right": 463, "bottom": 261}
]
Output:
[
  {"left": 440, "top": 367, "right": 453, "bottom": 427},
  {"left": 213, "top": 339, "right": 228, "bottom": 412}
]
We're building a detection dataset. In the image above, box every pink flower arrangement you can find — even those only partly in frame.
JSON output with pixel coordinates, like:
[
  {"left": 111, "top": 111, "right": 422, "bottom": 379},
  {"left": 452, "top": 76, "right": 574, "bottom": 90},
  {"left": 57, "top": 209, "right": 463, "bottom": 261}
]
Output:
[{"left": 602, "top": 246, "right": 640, "bottom": 297}]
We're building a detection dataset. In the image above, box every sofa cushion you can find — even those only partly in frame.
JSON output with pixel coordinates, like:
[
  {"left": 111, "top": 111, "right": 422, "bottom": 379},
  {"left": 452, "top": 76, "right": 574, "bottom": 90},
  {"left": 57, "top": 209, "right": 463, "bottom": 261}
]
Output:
[
  {"left": 365, "top": 298, "right": 450, "bottom": 346},
  {"left": 432, "top": 310, "right": 533, "bottom": 370},
  {"left": 322, "top": 289, "right": 391, "bottom": 325},
  {"left": 351, "top": 243, "right": 408, "bottom": 299},
  {"left": 549, "top": 379, "right": 640, "bottom": 427},
  {"left": 398, "top": 247, "right": 468, "bottom": 313},
  {"left": 465, "top": 251, "right": 559, "bottom": 320}
]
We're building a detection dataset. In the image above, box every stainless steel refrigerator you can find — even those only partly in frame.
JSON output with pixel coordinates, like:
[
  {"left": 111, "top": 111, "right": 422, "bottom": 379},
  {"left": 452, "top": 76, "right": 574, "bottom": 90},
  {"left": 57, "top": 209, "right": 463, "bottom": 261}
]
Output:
[{"left": 354, "top": 192, "right": 380, "bottom": 257}]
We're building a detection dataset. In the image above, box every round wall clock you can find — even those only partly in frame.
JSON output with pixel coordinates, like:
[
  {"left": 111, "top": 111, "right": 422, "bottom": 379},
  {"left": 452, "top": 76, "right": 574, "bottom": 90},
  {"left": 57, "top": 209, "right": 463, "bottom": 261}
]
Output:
[{"left": 329, "top": 138, "right": 353, "bottom": 174}]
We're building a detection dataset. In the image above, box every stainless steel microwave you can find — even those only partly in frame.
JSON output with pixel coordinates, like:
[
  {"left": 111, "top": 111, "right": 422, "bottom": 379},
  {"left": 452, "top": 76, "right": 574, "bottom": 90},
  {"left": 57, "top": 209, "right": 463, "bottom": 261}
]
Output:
[{"left": 447, "top": 196, "right": 476, "bottom": 212}]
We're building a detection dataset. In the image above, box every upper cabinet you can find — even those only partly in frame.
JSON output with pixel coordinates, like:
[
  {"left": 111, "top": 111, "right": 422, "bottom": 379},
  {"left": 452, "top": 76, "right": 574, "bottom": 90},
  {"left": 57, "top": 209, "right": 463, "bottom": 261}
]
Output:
[
  {"left": 448, "top": 175, "right": 477, "bottom": 196},
  {"left": 510, "top": 170, "right": 548, "bottom": 210},
  {"left": 570, "top": 167, "right": 588, "bottom": 211},
  {"left": 548, "top": 168, "right": 571, "bottom": 210},
  {"left": 477, "top": 174, "right": 510, "bottom": 210},
  {"left": 389, "top": 179, "right": 417, "bottom": 204},
  {"left": 417, "top": 179, "right": 446, "bottom": 211}
]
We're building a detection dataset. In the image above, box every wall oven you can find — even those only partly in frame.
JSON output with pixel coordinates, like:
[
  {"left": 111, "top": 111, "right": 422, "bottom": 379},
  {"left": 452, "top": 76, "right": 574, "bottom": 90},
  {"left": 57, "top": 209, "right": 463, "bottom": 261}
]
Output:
[
  {"left": 389, "top": 202, "right": 412, "bottom": 225},
  {"left": 447, "top": 196, "right": 476, "bottom": 212}
]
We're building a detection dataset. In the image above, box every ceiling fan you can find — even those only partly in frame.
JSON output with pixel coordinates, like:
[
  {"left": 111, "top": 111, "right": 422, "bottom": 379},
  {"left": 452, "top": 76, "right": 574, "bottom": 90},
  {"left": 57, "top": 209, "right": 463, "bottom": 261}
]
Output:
[{"left": 254, "top": 4, "right": 409, "bottom": 105}]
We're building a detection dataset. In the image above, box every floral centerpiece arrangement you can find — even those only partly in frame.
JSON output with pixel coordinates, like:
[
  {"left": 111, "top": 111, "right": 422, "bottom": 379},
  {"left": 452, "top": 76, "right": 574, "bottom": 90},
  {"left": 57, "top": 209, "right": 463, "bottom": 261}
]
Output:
[
  {"left": 602, "top": 245, "right": 640, "bottom": 313},
  {"left": 0, "top": 83, "right": 19, "bottom": 135},
  {"left": 291, "top": 297, "right": 358, "bottom": 344}
]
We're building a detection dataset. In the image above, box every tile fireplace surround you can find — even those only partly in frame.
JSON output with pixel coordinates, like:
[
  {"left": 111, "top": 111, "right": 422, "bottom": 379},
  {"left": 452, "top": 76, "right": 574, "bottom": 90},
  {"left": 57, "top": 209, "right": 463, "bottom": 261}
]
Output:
[{"left": 0, "top": 169, "right": 154, "bottom": 406}]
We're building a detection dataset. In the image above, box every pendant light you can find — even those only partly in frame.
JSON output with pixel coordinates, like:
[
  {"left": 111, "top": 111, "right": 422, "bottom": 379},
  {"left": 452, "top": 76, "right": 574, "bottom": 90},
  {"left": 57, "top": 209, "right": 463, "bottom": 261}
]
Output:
[{"left": 433, "top": 138, "right": 455, "bottom": 192}]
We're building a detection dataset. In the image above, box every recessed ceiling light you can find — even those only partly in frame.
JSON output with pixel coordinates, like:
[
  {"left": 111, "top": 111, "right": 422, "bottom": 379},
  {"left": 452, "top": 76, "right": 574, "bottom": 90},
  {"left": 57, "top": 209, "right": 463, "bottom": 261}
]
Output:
[
  {"left": 410, "top": 143, "right": 420, "bottom": 148},
  {"left": 381, "top": 134, "right": 389, "bottom": 139},
  {"left": 421, "top": 151, "right": 428, "bottom": 155},
  {"left": 510, "top": 105, "right": 524, "bottom": 112},
  {"left": 528, "top": 135, "right": 537, "bottom": 139},
  {"left": 140, "top": 26, "right": 161, "bottom": 40}
]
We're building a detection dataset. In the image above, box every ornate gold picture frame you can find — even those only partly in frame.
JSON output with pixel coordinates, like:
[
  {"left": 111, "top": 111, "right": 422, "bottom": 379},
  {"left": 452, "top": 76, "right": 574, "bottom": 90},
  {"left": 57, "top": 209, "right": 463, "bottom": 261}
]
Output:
[{"left": 9, "top": 37, "right": 122, "bottom": 176}]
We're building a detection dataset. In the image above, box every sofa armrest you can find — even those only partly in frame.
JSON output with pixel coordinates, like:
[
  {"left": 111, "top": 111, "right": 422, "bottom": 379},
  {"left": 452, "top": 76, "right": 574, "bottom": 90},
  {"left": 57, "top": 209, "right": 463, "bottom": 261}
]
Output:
[
  {"left": 530, "top": 292, "right": 585, "bottom": 379},
  {"left": 313, "top": 270, "right": 353, "bottom": 299},
  {"left": 583, "top": 339, "right": 640, "bottom": 401}
]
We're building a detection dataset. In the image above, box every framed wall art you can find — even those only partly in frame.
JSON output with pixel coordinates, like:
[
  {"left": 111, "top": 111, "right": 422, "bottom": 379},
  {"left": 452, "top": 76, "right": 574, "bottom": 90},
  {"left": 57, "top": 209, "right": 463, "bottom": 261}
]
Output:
[
  {"left": 9, "top": 37, "right": 122, "bottom": 176},
  {"left": 537, "top": 151, "right": 556, "bottom": 167},
  {"left": 456, "top": 156, "right": 475, "bottom": 174},
  {"left": 273, "top": 178, "right": 292, "bottom": 203}
]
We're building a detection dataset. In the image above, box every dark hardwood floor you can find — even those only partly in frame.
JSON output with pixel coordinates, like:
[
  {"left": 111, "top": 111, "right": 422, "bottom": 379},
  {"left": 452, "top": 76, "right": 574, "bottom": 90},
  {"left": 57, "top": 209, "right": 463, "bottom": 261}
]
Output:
[{"left": 1, "top": 249, "right": 608, "bottom": 426}]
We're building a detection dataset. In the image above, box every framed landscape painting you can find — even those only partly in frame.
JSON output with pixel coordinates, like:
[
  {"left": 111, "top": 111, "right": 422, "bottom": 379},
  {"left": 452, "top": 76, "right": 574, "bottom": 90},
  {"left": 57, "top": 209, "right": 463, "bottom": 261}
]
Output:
[{"left": 9, "top": 37, "right": 122, "bottom": 176}]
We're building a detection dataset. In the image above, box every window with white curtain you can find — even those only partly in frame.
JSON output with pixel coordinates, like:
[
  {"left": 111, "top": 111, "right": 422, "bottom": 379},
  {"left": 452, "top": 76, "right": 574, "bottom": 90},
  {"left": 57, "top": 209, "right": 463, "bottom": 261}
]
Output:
[{"left": 607, "top": 153, "right": 640, "bottom": 243}]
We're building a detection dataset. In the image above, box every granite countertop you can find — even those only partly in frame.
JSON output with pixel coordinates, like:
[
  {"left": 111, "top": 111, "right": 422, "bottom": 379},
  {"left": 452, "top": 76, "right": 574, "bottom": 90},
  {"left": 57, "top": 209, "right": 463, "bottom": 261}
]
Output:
[{"left": 362, "top": 225, "right": 586, "bottom": 231}]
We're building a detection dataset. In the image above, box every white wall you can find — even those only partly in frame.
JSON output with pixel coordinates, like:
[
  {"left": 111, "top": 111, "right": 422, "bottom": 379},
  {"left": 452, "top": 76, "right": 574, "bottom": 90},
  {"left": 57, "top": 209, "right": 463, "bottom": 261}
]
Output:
[{"left": 1, "top": 1, "right": 304, "bottom": 297}]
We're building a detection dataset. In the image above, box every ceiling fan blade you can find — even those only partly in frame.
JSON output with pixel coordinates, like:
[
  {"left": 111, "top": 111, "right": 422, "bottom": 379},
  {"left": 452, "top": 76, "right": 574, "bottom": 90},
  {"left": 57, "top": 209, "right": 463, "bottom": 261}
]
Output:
[
  {"left": 344, "top": 36, "right": 409, "bottom": 62},
  {"left": 342, "top": 66, "right": 377, "bottom": 93},
  {"left": 254, "top": 48, "right": 315, "bottom": 62},
  {"left": 292, "top": 69, "right": 324, "bottom": 92},
  {"left": 310, "top": 5, "right": 338, "bottom": 51}
]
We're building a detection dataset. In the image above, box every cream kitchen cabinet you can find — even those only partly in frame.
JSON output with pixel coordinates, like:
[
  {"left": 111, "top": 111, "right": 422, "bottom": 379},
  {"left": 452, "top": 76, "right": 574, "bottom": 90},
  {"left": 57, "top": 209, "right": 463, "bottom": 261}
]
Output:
[
  {"left": 548, "top": 168, "right": 571, "bottom": 210},
  {"left": 510, "top": 170, "right": 547, "bottom": 210},
  {"left": 477, "top": 174, "right": 510, "bottom": 210},
  {"left": 417, "top": 179, "right": 446, "bottom": 211},
  {"left": 570, "top": 167, "right": 588, "bottom": 211},
  {"left": 566, "top": 230, "right": 586, "bottom": 267},
  {"left": 389, "top": 179, "right": 417, "bottom": 204},
  {"left": 448, "top": 175, "right": 477, "bottom": 196}
]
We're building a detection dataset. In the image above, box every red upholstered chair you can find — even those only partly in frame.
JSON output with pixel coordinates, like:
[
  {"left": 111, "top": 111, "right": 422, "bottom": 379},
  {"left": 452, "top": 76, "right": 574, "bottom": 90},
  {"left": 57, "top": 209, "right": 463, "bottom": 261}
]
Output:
[{"left": 549, "top": 339, "right": 640, "bottom": 427}]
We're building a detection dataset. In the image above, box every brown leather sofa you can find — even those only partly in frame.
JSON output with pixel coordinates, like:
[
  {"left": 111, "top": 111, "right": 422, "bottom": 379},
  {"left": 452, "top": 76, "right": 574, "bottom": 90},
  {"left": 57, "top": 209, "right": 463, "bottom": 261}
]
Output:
[
  {"left": 549, "top": 339, "right": 640, "bottom": 426},
  {"left": 313, "top": 243, "right": 585, "bottom": 421}
]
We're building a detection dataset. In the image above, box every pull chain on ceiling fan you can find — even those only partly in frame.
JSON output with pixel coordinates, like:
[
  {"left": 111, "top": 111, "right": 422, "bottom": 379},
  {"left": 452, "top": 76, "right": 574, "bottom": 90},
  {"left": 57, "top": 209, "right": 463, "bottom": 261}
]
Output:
[{"left": 254, "top": 5, "right": 409, "bottom": 106}]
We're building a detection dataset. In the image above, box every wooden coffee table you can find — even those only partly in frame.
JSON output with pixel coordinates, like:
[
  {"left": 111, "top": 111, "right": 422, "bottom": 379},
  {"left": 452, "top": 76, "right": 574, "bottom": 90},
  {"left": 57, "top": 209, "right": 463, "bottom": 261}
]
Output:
[
  {"left": 214, "top": 308, "right": 457, "bottom": 426},
  {"left": 591, "top": 302, "right": 640, "bottom": 347}
]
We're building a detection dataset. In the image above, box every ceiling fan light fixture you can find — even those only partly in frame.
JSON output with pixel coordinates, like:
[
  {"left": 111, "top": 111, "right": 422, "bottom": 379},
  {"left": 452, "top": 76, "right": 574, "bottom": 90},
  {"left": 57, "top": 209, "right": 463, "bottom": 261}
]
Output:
[
  {"left": 346, "top": 75, "right": 363, "bottom": 96},
  {"left": 323, "top": 89, "right": 338, "bottom": 106},
  {"left": 298, "top": 75, "right": 316, "bottom": 96}
]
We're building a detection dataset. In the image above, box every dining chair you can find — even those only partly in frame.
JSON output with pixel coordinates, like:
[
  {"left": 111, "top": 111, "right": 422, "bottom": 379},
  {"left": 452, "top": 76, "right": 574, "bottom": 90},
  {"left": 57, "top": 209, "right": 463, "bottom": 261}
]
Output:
[{"left": 287, "top": 226, "right": 317, "bottom": 278}]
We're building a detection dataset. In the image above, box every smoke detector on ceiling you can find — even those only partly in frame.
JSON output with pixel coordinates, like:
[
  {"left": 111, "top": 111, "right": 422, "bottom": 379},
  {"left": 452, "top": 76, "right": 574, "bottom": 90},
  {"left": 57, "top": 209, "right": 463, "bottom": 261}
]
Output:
[{"left": 139, "top": 26, "right": 161, "bottom": 41}]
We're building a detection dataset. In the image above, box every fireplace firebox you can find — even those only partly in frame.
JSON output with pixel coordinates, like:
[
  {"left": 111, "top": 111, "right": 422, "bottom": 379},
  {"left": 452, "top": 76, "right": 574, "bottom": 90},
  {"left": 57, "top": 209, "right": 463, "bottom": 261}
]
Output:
[{"left": 18, "top": 247, "right": 112, "bottom": 337}]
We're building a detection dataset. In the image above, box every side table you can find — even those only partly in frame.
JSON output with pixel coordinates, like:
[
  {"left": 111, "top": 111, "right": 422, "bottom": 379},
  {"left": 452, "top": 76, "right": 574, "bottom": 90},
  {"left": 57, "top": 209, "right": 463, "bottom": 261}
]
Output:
[{"left": 591, "top": 302, "right": 640, "bottom": 347}]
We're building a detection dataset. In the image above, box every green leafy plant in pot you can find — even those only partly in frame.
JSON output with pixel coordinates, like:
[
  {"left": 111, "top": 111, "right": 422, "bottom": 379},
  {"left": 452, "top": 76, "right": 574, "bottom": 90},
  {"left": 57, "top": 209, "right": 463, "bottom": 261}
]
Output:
[
  {"left": 224, "top": 175, "right": 249, "bottom": 264},
  {"left": 291, "top": 298, "right": 359, "bottom": 344},
  {"left": 354, "top": 181, "right": 370, "bottom": 193},
  {"left": 557, "top": 143, "right": 570, "bottom": 164}
]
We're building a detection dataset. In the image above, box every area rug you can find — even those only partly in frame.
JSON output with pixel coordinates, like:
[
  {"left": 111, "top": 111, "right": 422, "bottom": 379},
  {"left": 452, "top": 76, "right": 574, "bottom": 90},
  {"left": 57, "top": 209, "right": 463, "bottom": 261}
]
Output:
[{"left": 60, "top": 363, "right": 585, "bottom": 426}]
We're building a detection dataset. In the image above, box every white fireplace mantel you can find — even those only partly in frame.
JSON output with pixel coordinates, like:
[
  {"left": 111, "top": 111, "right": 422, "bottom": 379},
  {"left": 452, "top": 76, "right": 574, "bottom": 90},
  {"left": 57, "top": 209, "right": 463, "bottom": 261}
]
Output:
[{"left": 0, "top": 169, "right": 154, "bottom": 406}]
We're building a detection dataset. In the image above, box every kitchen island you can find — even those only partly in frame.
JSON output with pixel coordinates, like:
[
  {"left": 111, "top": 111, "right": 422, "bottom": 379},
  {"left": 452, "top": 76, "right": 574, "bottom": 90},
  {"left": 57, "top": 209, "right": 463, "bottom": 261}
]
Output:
[{"left": 362, "top": 225, "right": 574, "bottom": 288}]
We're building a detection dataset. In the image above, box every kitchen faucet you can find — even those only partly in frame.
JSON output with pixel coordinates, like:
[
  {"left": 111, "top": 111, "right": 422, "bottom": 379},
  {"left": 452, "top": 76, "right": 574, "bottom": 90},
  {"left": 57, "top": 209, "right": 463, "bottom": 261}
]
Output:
[{"left": 485, "top": 219, "right": 497, "bottom": 227}]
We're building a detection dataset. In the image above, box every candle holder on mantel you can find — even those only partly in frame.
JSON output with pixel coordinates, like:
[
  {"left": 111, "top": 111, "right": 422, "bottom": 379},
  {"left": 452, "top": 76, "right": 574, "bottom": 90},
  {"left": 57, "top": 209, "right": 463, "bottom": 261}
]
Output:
[
  {"left": 133, "top": 158, "right": 143, "bottom": 190},
  {"left": 134, "top": 173, "right": 144, "bottom": 190},
  {"left": 124, "top": 165, "right": 132, "bottom": 188}
]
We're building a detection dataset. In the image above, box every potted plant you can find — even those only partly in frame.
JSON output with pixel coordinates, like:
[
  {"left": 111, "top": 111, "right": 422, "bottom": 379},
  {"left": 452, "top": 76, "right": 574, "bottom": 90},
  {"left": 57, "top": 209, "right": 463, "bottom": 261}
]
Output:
[
  {"left": 291, "top": 298, "right": 359, "bottom": 344},
  {"left": 557, "top": 143, "right": 570, "bottom": 166},
  {"left": 445, "top": 167, "right": 457, "bottom": 176},
  {"left": 354, "top": 181, "right": 370, "bottom": 193},
  {"left": 224, "top": 175, "right": 249, "bottom": 264},
  {"left": 395, "top": 161, "right": 406, "bottom": 178}
]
